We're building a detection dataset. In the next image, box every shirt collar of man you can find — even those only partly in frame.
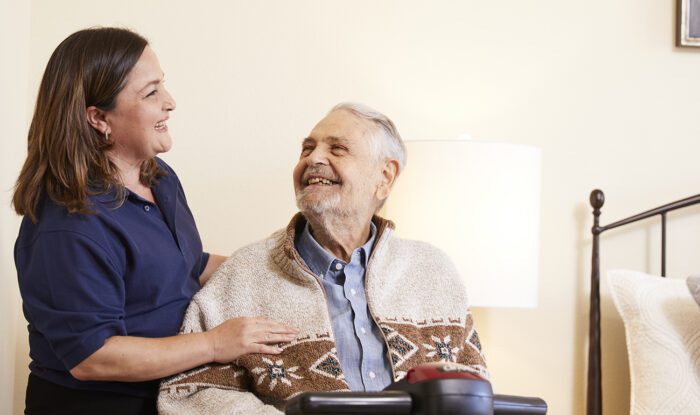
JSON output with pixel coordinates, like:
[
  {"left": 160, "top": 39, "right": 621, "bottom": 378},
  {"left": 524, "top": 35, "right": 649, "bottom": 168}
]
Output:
[{"left": 297, "top": 220, "right": 377, "bottom": 280}]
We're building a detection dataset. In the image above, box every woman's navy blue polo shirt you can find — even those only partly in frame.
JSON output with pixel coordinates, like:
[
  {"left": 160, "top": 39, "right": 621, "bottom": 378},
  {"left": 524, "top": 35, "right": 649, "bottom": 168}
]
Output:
[{"left": 14, "top": 158, "right": 209, "bottom": 397}]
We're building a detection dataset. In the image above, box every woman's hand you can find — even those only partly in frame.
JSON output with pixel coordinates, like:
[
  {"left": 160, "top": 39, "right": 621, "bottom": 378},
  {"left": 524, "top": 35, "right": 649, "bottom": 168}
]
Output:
[{"left": 206, "top": 317, "right": 299, "bottom": 363}]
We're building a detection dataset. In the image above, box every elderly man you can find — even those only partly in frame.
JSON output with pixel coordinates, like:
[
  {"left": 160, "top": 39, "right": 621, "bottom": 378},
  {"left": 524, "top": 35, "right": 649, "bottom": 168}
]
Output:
[{"left": 158, "top": 103, "right": 488, "bottom": 414}]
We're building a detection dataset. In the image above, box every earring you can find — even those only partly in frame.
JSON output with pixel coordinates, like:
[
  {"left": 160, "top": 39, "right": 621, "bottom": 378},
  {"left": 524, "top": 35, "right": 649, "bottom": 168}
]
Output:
[{"left": 105, "top": 131, "right": 110, "bottom": 141}]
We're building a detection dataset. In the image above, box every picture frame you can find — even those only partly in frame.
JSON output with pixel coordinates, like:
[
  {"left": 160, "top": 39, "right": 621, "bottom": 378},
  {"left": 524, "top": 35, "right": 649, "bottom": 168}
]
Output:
[{"left": 678, "top": 0, "right": 700, "bottom": 46}]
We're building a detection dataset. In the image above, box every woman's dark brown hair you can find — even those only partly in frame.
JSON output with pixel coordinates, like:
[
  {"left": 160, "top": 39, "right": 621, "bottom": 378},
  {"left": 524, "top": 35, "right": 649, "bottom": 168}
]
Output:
[{"left": 13, "top": 27, "right": 163, "bottom": 222}]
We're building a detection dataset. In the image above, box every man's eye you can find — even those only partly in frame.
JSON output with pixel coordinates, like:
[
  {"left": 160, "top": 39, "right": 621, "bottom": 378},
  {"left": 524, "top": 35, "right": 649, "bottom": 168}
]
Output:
[
  {"left": 331, "top": 145, "right": 346, "bottom": 153},
  {"left": 301, "top": 146, "right": 313, "bottom": 155},
  {"left": 145, "top": 90, "right": 157, "bottom": 98}
]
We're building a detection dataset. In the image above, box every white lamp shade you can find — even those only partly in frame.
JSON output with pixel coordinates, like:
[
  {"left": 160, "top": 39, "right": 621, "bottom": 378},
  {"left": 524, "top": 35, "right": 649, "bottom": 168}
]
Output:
[{"left": 385, "top": 140, "right": 541, "bottom": 308}]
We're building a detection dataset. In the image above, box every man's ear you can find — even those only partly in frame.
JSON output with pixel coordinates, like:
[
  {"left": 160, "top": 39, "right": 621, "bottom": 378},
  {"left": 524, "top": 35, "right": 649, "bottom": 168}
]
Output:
[
  {"left": 86, "top": 106, "right": 110, "bottom": 136},
  {"left": 376, "top": 159, "right": 400, "bottom": 200}
]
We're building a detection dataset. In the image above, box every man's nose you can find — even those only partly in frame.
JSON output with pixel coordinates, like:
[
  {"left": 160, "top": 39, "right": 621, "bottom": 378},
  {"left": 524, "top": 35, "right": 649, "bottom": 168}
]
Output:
[{"left": 306, "top": 147, "right": 329, "bottom": 165}]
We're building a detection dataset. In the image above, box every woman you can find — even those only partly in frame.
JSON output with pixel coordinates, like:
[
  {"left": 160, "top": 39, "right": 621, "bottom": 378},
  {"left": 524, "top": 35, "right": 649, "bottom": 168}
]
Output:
[{"left": 13, "top": 27, "right": 297, "bottom": 415}]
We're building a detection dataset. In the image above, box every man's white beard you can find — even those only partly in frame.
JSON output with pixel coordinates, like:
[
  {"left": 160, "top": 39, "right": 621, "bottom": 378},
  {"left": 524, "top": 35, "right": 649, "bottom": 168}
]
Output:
[{"left": 296, "top": 191, "right": 347, "bottom": 217}]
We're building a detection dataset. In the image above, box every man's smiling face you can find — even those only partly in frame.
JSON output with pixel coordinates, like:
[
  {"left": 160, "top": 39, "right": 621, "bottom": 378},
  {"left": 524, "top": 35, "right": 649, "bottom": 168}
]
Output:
[{"left": 293, "top": 109, "right": 382, "bottom": 218}]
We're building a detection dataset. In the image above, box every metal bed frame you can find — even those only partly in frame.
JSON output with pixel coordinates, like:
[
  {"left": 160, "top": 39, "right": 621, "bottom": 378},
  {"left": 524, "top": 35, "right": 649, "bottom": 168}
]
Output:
[{"left": 586, "top": 189, "right": 700, "bottom": 415}]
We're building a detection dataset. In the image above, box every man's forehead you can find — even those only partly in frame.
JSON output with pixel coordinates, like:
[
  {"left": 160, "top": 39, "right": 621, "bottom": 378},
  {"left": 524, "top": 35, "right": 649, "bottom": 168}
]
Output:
[{"left": 307, "top": 110, "right": 373, "bottom": 142}]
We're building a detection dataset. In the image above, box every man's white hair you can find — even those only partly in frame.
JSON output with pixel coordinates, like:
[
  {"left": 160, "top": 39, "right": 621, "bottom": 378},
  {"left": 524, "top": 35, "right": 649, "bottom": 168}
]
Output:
[{"left": 330, "top": 102, "right": 406, "bottom": 172}]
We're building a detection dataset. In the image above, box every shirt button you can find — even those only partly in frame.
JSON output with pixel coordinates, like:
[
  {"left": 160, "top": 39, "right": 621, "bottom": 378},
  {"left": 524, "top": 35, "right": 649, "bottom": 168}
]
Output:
[
  {"left": 334, "top": 262, "right": 343, "bottom": 271},
  {"left": 350, "top": 288, "right": 357, "bottom": 296},
  {"left": 318, "top": 273, "right": 324, "bottom": 279},
  {"left": 144, "top": 205, "right": 150, "bottom": 212},
  {"left": 369, "top": 371, "right": 376, "bottom": 379},
  {"left": 360, "top": 327, "right": 367, "bottom": 334}
]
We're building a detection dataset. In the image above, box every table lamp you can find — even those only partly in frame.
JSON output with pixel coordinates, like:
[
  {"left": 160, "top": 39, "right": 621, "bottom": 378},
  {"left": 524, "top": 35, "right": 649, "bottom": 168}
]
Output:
[{"left": 384, "top": 139, "right": 542, "bottom": 308}]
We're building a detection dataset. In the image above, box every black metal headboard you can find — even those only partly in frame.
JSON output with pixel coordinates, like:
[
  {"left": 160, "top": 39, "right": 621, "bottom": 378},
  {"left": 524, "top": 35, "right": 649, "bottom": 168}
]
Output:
[{"left": 586, "top": 189, "right": 700, "bottom": 415}]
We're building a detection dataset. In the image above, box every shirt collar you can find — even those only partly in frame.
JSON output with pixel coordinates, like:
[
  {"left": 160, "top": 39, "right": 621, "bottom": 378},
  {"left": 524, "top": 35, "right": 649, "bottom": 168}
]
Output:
[
  {"left": 296, "top": 220, "right": 377, "bottom": 278},
  {"left": 90, "top": 176, "right": 170, "bottom": 206}
]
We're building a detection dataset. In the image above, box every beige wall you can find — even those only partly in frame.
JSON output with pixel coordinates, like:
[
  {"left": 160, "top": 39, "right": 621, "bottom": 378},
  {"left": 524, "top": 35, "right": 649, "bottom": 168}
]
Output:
[
  {"left": 1, "top": 1, "right": 32, "bottom": 415},
  {"left": 2, "top": 0, "right": 699, "bottom": 413}
]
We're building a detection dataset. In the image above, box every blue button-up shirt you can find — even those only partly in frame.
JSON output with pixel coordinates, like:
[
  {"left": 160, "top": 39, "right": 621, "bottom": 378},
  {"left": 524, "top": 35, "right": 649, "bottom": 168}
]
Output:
[
  {"left": 15, "top": 158, "right": 207, "bottom": 397},
  {"left": 295, "top": 221, "right": 393, "bottom": 391}
]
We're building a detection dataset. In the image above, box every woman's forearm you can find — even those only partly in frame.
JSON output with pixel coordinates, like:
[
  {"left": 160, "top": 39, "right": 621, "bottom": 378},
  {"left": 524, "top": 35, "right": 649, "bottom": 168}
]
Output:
[
  {"left": 69, "top": 317, "right": 299, "bottom": 382},
  {"left": 69, "top": 332, "right": 214, "bottom": 382}
]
